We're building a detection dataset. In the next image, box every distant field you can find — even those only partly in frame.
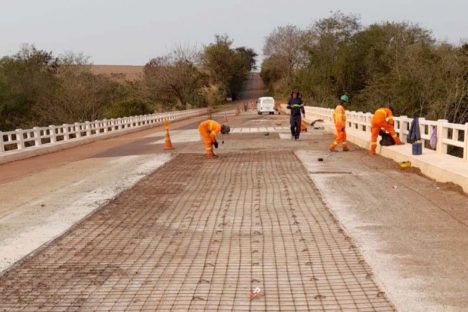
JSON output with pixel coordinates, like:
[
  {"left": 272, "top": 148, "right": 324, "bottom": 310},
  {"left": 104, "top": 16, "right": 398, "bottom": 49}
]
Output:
[{"left": 89, "top": 65, "right": 144, "bottom": 81}]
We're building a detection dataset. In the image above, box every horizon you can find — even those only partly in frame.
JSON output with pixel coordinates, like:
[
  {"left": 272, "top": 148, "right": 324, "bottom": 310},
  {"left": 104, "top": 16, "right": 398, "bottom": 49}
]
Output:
[{"left": 1, "top": 0, "right": 467, "bottom": 66}]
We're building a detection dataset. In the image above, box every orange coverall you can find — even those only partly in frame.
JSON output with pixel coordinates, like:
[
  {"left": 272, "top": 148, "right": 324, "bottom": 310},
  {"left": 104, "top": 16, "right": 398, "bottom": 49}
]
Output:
[
  {"left": 198, "top": 120, "right": 221, "bottom": 157},
  {"left": 300, "top": 120, "right": 307, "bottom": 132},
  {"left": 329, "top": 104, "right": 348, "bottom": 151},
  {"left": 370, "top": 108, "right": 401, "bottom": 154}
]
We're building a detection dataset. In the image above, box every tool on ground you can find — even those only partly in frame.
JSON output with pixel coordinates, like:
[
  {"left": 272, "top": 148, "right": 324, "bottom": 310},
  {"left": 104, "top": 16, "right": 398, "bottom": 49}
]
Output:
[
  {"left": 163, "top": 120, "right": 173, "bottom": 150},
  {"left": 399, "top": 161, "right": 411, "bottom": 169},
  {"left": 310, "top": 119, "right": 324, "bottom": 129},
  {"left": 249, "top": 287, "right": 264, "bottom": 300}
]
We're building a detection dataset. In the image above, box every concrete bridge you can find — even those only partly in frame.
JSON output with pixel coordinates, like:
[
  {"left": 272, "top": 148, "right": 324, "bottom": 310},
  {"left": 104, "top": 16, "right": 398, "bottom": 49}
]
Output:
[{"left": 0, "top": 92, "right": 467, "bottom": 310}]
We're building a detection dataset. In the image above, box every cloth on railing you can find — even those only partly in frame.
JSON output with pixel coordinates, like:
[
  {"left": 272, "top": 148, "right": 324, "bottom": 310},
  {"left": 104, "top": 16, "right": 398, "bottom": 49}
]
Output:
[
  {"left": 407, "top": 117, "right": 421, "bottom": 144},
  {"left": 430, "top": 127, "right": 437, "bottom": 149}
]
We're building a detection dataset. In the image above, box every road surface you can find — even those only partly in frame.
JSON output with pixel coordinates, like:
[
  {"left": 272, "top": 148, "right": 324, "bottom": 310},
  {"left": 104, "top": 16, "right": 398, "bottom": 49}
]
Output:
[{"left": 0, "top": 110, "right": 467, "bottom": 311}]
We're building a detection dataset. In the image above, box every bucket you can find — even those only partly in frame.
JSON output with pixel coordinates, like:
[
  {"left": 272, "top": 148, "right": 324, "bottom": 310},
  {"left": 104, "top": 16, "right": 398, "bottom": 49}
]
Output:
[{"left": 412, "top": 142, "right": 422, "bottom": 155}]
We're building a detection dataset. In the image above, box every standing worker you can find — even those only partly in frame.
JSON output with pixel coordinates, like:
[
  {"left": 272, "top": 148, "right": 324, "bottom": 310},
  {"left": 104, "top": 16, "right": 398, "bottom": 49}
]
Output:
[
  {"left": 329, "top": 95, "right": 350, "bottom": 152},
  {"left": 370, "top": 106, "right": 402, "bottom": 155},
  {"left": 287, "top": 91, "right": 305, "bottom": 140},
  {"left": 198, "top": 119, "right": 230, "bottom": 158}
]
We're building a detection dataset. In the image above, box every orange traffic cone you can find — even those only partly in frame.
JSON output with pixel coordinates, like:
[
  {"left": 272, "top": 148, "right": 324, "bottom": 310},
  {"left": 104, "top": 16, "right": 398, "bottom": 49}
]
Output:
[{"left": 163, "top": 120, "right": 173, "bottom": 150}]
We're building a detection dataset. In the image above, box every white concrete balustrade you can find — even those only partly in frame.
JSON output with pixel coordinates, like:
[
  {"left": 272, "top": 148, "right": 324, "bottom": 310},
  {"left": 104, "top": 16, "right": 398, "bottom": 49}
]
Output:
[
  {"left": 302, "top": 106, "right": 468, "bottom": 162},
  {"left": 280, "top": 104, "right": 468, "bottom": 193},
  {"left": 0, "top": 108, "right": 208, "bottom": 163}
]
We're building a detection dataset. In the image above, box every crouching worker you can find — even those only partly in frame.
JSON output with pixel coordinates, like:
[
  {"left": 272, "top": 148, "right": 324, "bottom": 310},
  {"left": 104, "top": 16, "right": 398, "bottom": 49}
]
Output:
[
  {"left": 198, "top": 120, "right": 230, "bottom": 158},
  {"left": 370, "top": 106, "right": 402, "bottom": 155}
]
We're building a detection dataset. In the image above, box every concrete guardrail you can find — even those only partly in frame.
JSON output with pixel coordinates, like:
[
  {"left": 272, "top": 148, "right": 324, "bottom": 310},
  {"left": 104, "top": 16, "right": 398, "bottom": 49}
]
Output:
[
  {"left": 281, "top": 104, "right": 468, "bottom": 193},
  {"left": 0, "top": 108, "right": 208, "bottom": 164}
]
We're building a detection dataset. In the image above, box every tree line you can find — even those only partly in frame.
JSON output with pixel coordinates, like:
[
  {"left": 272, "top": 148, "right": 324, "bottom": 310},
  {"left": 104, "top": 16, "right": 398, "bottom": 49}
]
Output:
[
  {"left": 0, "top": 36, "right": 256, "bottom": 131},
  {"left": 261, "top": 12, "right": 468, "bottom": 124}
]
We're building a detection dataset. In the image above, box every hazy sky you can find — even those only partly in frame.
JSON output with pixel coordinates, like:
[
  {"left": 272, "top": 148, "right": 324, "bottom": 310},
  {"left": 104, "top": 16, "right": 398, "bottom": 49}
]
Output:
[{"left": 1, "top": 0, "right": 467, "bottom": 65}]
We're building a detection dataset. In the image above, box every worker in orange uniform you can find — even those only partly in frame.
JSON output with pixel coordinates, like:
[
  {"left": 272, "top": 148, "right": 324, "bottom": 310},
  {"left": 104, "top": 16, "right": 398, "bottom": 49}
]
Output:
[
  {"left": 370, "top": 106, "right": 402, "bottom": 155},
  {"left": 329, "top": 95, "right": 350, "bottom": 152},
  {"left": 198, "top": 120, "right": 230, "bottom": 158}
]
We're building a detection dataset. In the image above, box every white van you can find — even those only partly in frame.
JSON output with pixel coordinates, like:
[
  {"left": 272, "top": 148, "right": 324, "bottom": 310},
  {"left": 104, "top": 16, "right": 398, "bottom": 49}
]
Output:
[{"left": 256, "top": 97, "right": 275, "bottom": 115}]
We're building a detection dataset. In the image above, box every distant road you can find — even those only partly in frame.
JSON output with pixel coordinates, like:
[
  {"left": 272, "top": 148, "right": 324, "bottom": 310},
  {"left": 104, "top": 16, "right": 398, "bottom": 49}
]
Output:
[{"left": 238, "top": 72, "right": 265, "bottom": 100}]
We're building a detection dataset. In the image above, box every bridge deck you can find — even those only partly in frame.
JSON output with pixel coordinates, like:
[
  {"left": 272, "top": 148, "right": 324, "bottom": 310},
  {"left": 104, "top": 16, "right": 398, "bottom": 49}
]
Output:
[
  {"left": 0, "top": 111, "right": 467, "bottom": 311},
  {"left": 0, "top": 151, "right": 394, "bottom": 311}
]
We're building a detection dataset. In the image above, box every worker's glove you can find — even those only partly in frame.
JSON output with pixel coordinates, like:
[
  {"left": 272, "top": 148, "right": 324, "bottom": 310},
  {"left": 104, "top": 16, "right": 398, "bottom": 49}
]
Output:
[{"left": 213, "top": 141, "right": 219, "bottom": 149}]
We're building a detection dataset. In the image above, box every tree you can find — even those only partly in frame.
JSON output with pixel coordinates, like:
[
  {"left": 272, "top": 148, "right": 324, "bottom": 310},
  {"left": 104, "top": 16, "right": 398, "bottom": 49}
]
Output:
[
  {"left": 0, "top": 45, "right": 59, "bottom": 129},
  {"left": 144, "top": 47, "right": 208, "bottom": 110},
  {"left": 263, "top": 25, "right": 309, "bottom": 87},
  {"left": 261, "top": 13, "right": 467, "bottom": 124},
  {"left": 202, "top": 35, "right": 257, "bottom": 99},
  {"left": 260, "top": 55, "right": 287, "bottom": 93}
]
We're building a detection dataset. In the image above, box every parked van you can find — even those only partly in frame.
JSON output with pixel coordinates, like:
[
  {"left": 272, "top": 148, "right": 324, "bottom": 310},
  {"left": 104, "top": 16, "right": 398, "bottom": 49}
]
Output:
[{"left": 256, "top": 97, "right": 275, "bottom": 115}]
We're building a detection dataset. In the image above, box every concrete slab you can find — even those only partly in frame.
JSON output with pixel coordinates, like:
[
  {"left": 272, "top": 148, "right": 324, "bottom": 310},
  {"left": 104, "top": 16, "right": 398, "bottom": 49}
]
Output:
[
  {"left": 296, "top": 149, "right": 468, "bottom": 312},
  {"left": 0, "top": 154, "right": 172, "bottom": 273},
  {"left": 0, "top": 152, "right": 394, "bottom": 311},
  {"left": 153, "top": 129, "right": 200, "bottom": 144}
]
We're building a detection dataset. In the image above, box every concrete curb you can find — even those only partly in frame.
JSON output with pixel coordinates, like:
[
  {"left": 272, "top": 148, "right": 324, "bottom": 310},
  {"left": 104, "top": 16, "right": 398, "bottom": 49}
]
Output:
[
  {"left": 319, "top": 120, "right": 468, "bottom": 193},
  {"left": 278, "top": 102, "right": 468, "bottom": 194}
]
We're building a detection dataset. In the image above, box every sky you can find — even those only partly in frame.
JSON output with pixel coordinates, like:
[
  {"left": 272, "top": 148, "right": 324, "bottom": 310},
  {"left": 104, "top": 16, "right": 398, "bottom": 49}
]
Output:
[{"left": 1, "top": 0, "right": 467, "bottom": 65}]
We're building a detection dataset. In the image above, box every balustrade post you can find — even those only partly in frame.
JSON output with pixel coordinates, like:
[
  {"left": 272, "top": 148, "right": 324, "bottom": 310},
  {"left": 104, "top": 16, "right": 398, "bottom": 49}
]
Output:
[
  {"left": 436, "top": 119, "right": 448, "bottom": 155},
  {"left": 62, "top": 124, "right": 70, "bottom": 141},
  {"left": 33, "top": 127, "right": 41, "bottom": 147},
  {"left": 85, "top": 121, "right": 91, "bottom": 136},
  {"left": 75, "top": 123, "right": 81, "bottom": 138},
  {"left": 15, "top": 129, "right": 24, "bottom": 150},
  {"left": 49, "top": 125, "right": 56, "bottom": 143},
  {"left": 464, "top": 122, "right": 468, "bottom": 162},
  {"left": 399, "top": 116, "right": 408, "bottom": 143},
  {"left": 0, "top": 131, "right": 4, "bottom": 152}
]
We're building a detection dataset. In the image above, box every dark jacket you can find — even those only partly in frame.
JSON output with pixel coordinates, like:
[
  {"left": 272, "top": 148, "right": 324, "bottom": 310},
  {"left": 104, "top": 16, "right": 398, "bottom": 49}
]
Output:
[
  {"left": 287, "top": 98, "right": 305, "bottom": 116},
  {"left": 407, "top": 117, "right": 421, "bottom": 143}
]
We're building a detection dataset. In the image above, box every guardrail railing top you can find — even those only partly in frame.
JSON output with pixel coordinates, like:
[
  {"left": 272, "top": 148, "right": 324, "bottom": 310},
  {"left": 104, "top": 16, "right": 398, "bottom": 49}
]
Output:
[
  {"left": 282, "top": 104, "right": 468, "bottom": 162},
  {"left": 0, "top": 108, "right": 208, "bottom": 154}
]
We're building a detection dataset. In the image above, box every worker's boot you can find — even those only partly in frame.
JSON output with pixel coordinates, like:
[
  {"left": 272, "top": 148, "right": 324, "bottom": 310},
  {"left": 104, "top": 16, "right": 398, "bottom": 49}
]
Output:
[
  {"left": 206, "top": 150, "right": 217, "bottom": 158},
  {"left": 342, "top": 145, "right": 349, "bottom": 152},
  {"left": 329, "top": 143, "right": 337, "bottom": 152}
]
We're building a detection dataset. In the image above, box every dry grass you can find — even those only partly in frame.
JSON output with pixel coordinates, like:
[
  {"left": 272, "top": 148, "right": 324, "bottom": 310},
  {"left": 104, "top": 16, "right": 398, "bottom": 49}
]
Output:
[{"left": 89, "top": 65, "right": 144, "bottom": 81}]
